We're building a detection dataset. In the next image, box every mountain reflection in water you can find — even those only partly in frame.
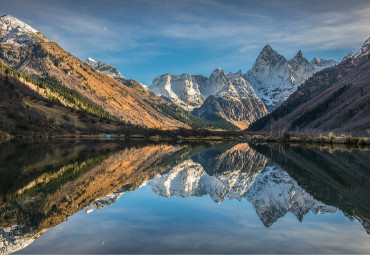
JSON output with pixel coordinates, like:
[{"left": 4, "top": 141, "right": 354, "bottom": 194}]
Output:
[{"left": 0, "top": 140, "right": 369, "bottom": 254}]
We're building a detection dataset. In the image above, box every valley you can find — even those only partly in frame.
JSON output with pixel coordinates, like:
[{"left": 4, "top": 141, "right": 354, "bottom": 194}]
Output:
[{"left": 0, "top": 14, "right": 368, "bottom": 142}]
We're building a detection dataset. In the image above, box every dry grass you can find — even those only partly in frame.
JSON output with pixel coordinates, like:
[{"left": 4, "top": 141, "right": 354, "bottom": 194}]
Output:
[{"left": 264, "top": 133, "right": 370, "bottom": 145}]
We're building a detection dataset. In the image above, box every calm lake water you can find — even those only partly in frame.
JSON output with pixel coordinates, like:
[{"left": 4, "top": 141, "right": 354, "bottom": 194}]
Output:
[{"left": 0, "top": 139, "right": 369, "bottom": 254}]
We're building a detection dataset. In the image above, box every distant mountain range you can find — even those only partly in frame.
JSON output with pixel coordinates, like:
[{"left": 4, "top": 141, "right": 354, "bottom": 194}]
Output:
[
  {"left": 149, "top": 46, "right": 336, "bottom": 128},
  {"left": 250, "top": 37, "right": 370, "bottom": 134}
]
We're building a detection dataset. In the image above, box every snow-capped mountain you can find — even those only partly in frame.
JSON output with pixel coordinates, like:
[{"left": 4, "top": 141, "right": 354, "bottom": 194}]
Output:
[
  {"left": 245, "top": 45, "right": 336, "bottom": 112},
  {"left": 193, "top": 72, "right": 268, "bottom": 129},
  {"left": 85, "top": 57, "right": 128, "bottom": 83},
  {"left": 150, "top": 68, "right": 267, "bottom": 128},
  {"left": 150, "top": 46, "right": 335, "bottom": 125},
  {"left": 0, "top": 14, "right": 48, "bottom": 46},
  {"left": 150, "top": 73, "right": 205, "bottom": 110},
  {"left": 150, "top": 68, "right": 256, "bottom": 110}
]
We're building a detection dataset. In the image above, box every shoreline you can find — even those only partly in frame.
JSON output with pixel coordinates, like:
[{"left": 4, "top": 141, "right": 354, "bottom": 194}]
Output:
[{"left": 2, "top": 133, "right": 369, "bottom": 146}]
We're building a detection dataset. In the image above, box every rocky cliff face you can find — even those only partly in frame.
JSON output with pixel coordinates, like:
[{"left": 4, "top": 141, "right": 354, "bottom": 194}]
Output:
[{"left": 244, "top": 45, "right": 337, "bottom": 112}]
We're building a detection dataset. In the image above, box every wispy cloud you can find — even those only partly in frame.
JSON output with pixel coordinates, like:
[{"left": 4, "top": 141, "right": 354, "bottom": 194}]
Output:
[{"left": 0, "top": 0, "right": 369, "bottom": 84}]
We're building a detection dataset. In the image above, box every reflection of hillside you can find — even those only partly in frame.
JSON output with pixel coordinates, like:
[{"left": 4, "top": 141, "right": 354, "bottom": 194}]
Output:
[
  {"left": 252, "top": 144, "right": 370, "bottom": 234},
  {"left": 0, "top": 139, "right": 120, "bottom": 199},
  {"left": 0, "top": 141, "right": 184, "bottom": 254}
]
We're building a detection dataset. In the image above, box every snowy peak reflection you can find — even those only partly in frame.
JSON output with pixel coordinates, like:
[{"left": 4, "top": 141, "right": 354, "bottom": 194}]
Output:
[
  {"left": 147, "top": 143, "right": 266, "bottom": 203},
  {"left": 145, "top": 143, "right": 337, "bottom": 226},
  {"left": 247, "top": 163, "right": 336, "bottom": 227}
]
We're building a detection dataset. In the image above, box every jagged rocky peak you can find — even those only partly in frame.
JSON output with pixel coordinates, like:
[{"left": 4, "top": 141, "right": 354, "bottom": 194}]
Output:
[
  {"left": 200, "top": 67, "right": 228, "bottom": 97},
  {"left": 358, "top": 36, "right": 370, "bottom": 55},
  {"left": 0, "top": 14, "right": 48, "bottom": 45},
  {"left": 245, "top": 45, "right": 337, "bottom": 112},
  {"left": 253, "top": 44, "right": 287, "bottom": 69},
  {"left": 84, "top": 57, "right": 149, "bottom": 90},
  {"left": 288, "top": 50, "right": 309, "bottom": 69},
  {"left": 0, "top": 225, "right": 48, "bottom": 254}
]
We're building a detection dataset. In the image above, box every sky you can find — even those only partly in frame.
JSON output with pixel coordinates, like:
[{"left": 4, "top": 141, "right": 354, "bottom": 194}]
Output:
[{"left": 1, "top": 0, "right": 369, "bottom": 85}]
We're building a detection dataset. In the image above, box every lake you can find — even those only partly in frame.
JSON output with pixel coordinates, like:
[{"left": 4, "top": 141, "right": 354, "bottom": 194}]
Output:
[{"left": 0, "top": 139, "right": 369, "bottom": 254}]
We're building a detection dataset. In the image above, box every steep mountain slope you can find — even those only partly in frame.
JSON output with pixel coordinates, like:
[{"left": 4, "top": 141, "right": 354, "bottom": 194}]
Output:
[
  {"left": 0, "top": 63, "right": 124, "bottom": 136},
  {"left": 151, "top": 68, "right": 267, "bottom": 129},
  {"left": 0, "top": 14, "right": 191, "bottom": 130},
  {"left": 245, "top": 45, "right": 337, "bottom": 112},
  {"left": 249, "top": 37, "right": 370, "bottom": 135}
]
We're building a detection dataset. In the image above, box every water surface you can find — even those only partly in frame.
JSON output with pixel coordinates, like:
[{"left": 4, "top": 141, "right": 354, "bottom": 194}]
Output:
[{"left": 0, "top": 140, "right": 369, "bottom": 254}]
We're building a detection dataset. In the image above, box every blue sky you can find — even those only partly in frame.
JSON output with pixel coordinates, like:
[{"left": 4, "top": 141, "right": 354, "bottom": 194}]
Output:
[{"left": 1, "top": 0, "right": 369, "bottom": 85}]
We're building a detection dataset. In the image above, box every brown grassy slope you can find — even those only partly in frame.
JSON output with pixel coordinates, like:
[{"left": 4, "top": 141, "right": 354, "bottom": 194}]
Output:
[
  {"left": 0, "top": 68, "right": 124, "bottom": 136},
  {"left": 0, "top": 39, "right": 189, "bottom": 130},
  {"left": 249, "top": 42, "right": 370, "bottom": 135}
]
